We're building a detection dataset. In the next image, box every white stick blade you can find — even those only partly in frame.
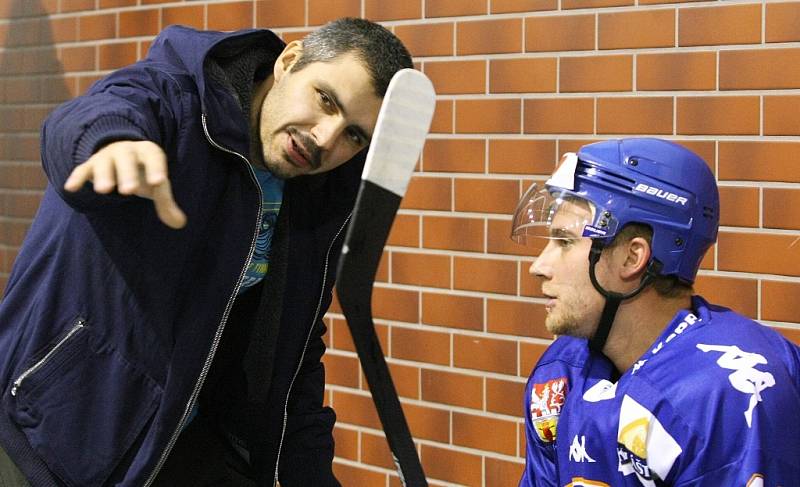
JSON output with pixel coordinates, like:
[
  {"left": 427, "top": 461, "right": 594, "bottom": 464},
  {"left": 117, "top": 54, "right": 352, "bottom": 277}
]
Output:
[{"left": 361, "top": 68, "right": 436, "bottom": 197}]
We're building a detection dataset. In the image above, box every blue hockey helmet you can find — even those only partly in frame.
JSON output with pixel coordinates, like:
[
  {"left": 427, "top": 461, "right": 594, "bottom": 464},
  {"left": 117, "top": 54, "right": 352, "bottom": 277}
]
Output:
[{"left": 511, "top": 138, "right": 719, "bottom": 284}]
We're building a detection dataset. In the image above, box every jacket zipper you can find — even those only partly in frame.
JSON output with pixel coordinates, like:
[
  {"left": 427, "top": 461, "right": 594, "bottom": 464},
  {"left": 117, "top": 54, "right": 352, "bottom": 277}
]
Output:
[
  {"left": 143, "top": 113, "right": 263, "bottom": 487},
  {"left": 11, "top": 318, "right": 86, "bottom": 397},
  {"left": 272, "top": 213, "right": 351, "bottom": 486}
]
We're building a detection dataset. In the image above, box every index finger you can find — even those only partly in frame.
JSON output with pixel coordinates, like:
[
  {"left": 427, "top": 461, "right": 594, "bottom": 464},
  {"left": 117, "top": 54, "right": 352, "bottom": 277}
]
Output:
[{"left": 150, "top": 179, "right": 187, "bottom": 229}]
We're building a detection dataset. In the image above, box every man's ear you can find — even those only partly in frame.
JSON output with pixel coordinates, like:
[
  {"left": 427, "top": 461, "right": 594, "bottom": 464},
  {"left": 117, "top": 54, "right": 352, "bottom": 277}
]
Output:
[
  {"left": 620, "top": 236, "right": 651, "bottom": 281},
  {"left": 274, "top": 40, "right": 303, "bottom": 82}
]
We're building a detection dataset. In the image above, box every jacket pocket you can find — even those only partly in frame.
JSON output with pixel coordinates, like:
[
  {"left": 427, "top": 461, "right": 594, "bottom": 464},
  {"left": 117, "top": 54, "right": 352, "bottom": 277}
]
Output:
[{"left": 9, "top": 318, "right": 162, "bottom": 487}]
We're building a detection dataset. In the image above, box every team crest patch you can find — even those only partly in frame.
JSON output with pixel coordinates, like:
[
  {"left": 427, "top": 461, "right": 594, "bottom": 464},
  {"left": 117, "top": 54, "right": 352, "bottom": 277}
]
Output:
[{"left": 530, "top": 377, "right": 568, "bottom": 443}]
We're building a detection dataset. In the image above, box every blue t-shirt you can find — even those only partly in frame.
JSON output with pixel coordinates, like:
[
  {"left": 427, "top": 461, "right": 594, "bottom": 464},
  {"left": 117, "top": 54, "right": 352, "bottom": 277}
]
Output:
[
  {"left": 521, "top": 296, "right": 800, "bottom": 486},
  {"left": 239, "top": 168, "right": 284, "bottom": 293}
]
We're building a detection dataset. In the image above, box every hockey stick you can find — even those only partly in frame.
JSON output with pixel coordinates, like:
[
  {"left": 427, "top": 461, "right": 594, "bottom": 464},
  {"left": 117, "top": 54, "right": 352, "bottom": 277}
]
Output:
[{"left": 335, "top": 69, "right": 436, "bottom": 487}]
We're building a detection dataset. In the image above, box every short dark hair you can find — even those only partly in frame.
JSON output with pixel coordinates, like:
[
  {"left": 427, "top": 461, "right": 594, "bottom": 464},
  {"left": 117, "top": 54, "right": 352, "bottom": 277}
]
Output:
[
  {"left": 291, "top": 17, "right": 413, "bottom": 97},
  {"left": 607, "top": 223, "right": 694, "bottom": 298}
]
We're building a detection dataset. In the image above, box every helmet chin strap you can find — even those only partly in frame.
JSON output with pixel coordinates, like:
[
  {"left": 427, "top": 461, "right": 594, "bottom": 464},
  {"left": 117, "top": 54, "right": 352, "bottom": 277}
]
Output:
[{"left": 587, "top": 239, "right": 662, "bottom": 353}]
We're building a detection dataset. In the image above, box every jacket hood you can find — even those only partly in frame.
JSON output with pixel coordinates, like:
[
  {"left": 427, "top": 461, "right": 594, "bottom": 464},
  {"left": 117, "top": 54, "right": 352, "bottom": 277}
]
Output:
[{"left": 146, "top": 25, "right": 285, "bottom": 112}]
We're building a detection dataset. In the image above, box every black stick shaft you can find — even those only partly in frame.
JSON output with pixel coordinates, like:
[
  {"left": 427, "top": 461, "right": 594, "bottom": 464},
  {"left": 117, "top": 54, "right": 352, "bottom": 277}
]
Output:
[{"left": 336, "top": 180, "right": 427, "bottom": 487}]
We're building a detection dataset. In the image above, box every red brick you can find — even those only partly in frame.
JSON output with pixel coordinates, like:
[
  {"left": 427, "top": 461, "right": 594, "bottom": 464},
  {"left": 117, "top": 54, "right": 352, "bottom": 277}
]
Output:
[
  {"left": 332, "top": 463, "right": 387, "bottom": 486},
  {"left": 694, "top": 275, "right": 757, "bottom": 319},
  {"left": 430, "top": 100, "right": 453, "bottom": 134},
  {"left": 423, "top": 216, "right": 485, "bottom": 252},
  {"left": 453, "top": 412, "right": 517, "bottom": 455},
  {"left": 599, "top": 9, "right": 675, "bottom": 49},
  {"left": 421, "top": 445, "right": 482, "bottom": 487},
  {"left": 422, "top": 292, "right": 483, "bottom": 331},
  {"left": 256, "top": 0, "right": 305, "bottom": 27},
  {"left": 453, "top": 257, "right": 517, "bottom": 295},
  {"left": 119, "top": 9, "right": 159, "bottom": 38},
  {"left": 525, "top": 15, "right": 594, "bottom": 52},
  {"left": 392, "top": 252, "right": 451, "bottom": 288},
  {"left": 392, "top": 327, "right": 450, "bottom": 366},
  {"left": 487, "top": 298, "right": 550, "bottom": 339},
  {"left": 564, "top": 0, "right": 631, "bottom": 6},
  {"left": 597, "top": 97, "right": 674, "bottom": 135},
  {"left": 307, "top": 0, "right": 359, "bottom": 25},
  {"left": 487, "top": 458, "right": 525, "bottom": 487},
  {"left": 2, "top": 193, "right": 42, "bottom": 219},
  {"left": 454, "top": 179, "right": 519, "bottom": 215},
  {"left": 332, "top": 426, "right": 358, "bottom": 461},
  {"left": 721, "top": 49, "right": 800, "bottom": 90},
  {"left": 421, "top": 369, "right": 483, "bottom": 409},
  {"left": 365, "top": 0, "right": 420, "bottom": 21},
  {"left": 50, "top": 17, "right": 78, "bottom": 43},
  {"left": 387, "top": 214, "right": 420, "bottom": 248},
  {"left": 490, "top": 57, "right": 557, "bottom": 94},
  {"left": 374, "top": 362, "right": 420, "bottom": 399},
  {"left": 487, "top": 377, "right": 526, "bottom": 416},
  {"left": 561, "top": 55, "right": 632, "bottom": 93},
  {"left": 718, "top": 186, "right": 759, "bottom": 228},
  {"left": 78, "top": 14, "right": 116, "bottom": 41},
  {"left": 764, "top": 189, "right": 800, "bottom": 231},
  {"left": 207, "top": 1, "right": 253, "bottom": 31},
  {"left": 373, "top": 287, "right": 419, "bottom": 323},
  {"left": 489, "top": 139, "right": 557, "bottom": 175},
  {"left": 427, "top": 0, "right": 486, "bottom": 17},
  {"left": 767, "top": 2, "right": 800, "bottom": 43},
  {"left": 520, "top": 342, "right": 550, "bottom": 376},
  {"left": 361, "top": 432, "right": 395, "bottom": 469},
  {"left": 99, "top": 42, "right": 138, "bottom": 70},
  {"left": 677, "top": 96, "right": 759, "bottom": 136},
  {"left": 492, "top": 0, "right": 556, "bottom": 14},
  {"left": 61, "top": 0, "right": 96, "bottom": 13},
  {"left": 524, "top": 98, "right": 594, "bottom": 135},
  {"left": 454, "top": 334, "right": 517, "bottom": 374},
  {"left": 637, "top": 51, "right": 716, "bottom": 91},
  {"left": 718, "top": 232, "right": 800, "bottom": 277},
  {"left": 162, "top": 5, "right": 205, "bottom": 29},
  {"left": 425, "top": 60, "right": 486, "bottom": 95},
  {"left": 422, "top": 139, "right": 485, "bottom": 173},
  {"left": 775, "top": 327, "right": 800, "bottom": 346},
  {"left": 719, "top": 142, "right": 800, "bottom": 183},
  {"left": 59, "top": 46, "right": 96, "bottom": 72},
  {"left": 332, "top": 391, "right": 381, "bottom": 429},
  {"left": 322, "top": 353, "right": 360, "bottom": 388},
  {"left": 100, "top": 0, "right": 137, "bottom": 7},
  {"left": 456, "top": 99, "right": 521, "bottom": 134},
  {"left": 330, "top": 318, "right": 389, "bottom": 354},
  {"left": 458, "top": 18, "right": 522, "bottom": 55},
  {"left": 765, "top": 96, "right": 800, "bottom": 136},
  {"left": 679, "top": 4, "right": 761, "bottom": 47},
  {"left": 401, "top": 176, "right": 451, "bottom": 211},
  {"left": 762, "top": 281, "right": 800, "bottom": 323},
  {"left": 395, "top": 23, "right": 455, "bottom": 57},
  {"left": 403, "top": 402, "right": 450, "bottom": 442}
]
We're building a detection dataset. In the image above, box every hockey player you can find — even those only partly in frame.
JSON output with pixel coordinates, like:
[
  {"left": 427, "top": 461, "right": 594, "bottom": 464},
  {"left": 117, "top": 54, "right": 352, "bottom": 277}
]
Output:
[{"left": 511, "top": 138, "right": 800, "bottom": 486}]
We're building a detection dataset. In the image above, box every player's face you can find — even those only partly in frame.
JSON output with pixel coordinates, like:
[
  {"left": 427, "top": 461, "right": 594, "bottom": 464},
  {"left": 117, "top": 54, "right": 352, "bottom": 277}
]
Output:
[
  {"left": 529, "top": 200, "right": 607, "bottom": 338},
  {"left": 256, "top": 44, "right": 382, "bottom": 179}
]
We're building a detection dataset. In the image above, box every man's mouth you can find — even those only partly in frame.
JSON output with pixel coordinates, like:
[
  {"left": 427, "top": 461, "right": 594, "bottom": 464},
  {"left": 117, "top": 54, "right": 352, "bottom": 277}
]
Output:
[
  {"left": 542, "top": 292, "right": 557, "bottom": 312},
  {"left": 286, "top": 134, "right": 311, "bottom": 169}
]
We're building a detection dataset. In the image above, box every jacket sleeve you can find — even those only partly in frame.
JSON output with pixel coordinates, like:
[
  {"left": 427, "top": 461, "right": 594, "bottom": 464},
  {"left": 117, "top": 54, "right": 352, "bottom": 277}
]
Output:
[
  {"left": 276, "top": 317, "right": 340, "bottom": 487},
  {"left": 40, "top": 61, "right": 183, "bottom": 211}
]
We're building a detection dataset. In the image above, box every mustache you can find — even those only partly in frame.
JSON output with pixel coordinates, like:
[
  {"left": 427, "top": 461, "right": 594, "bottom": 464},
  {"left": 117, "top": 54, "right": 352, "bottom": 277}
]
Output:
[{"left": 287, "top": 127, "right": 321, "bottom": 169}]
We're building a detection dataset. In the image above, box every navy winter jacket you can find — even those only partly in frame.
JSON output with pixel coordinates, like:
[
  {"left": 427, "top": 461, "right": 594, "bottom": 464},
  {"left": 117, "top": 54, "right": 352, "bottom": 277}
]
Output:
[{"left": 0, "top": 26, "right": 363, "bottom": 486}]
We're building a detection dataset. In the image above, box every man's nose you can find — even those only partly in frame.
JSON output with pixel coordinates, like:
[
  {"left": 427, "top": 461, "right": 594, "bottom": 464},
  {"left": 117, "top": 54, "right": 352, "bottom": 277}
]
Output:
[
  {"left": 529, "top": 241, "right": 555, "bottom": 278},
  {"left": 312, "top": 115, "right": 346, "bottom": 150}
]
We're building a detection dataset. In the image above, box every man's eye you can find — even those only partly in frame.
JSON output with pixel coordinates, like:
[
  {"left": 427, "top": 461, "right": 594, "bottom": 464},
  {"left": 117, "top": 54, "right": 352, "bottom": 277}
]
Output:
[
  {"left": 557, "top": 238, "right": 574, "bottom": 248},
  {"left": 347, "top": 129, "right": 363, "bottom": 145},
  {"left": 318, "top": 90, "right": 334, "bottom": 110}
]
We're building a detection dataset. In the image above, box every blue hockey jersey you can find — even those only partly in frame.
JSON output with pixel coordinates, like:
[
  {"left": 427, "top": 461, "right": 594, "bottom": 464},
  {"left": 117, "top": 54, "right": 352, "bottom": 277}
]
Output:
[{"left": 521, "top": 296, "right": 800, "bottom": 486}]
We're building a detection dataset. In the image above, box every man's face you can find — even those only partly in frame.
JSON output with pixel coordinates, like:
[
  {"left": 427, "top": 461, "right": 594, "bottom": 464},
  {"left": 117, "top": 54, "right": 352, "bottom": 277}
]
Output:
[
  {"left": 529, "top": 199, "right": 607, "bottom": 338},
  {"left": 256, "top": 44, "right": 382, "bottom": 179}
]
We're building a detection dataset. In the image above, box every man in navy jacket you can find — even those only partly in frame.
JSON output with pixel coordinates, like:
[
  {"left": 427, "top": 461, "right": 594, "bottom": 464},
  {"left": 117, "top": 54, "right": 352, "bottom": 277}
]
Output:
[{"left": 0, "top": 18, "right": 412, "bottom": 486}]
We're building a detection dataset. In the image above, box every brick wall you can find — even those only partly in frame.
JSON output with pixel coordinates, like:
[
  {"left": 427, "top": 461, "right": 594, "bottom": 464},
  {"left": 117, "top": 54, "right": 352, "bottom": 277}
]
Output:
[{"left": 2, "top": 1, "right": 800, "bottom": 486}]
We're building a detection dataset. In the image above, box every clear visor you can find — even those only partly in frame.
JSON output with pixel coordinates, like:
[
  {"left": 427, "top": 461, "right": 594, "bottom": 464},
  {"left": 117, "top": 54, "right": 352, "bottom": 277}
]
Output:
[{"left": 510, "top": 184, "right": 618, "bottom": 244}]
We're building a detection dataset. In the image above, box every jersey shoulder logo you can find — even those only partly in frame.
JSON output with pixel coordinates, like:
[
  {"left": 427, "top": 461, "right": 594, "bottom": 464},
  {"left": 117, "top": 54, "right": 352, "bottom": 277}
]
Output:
[
  {"left": 530, "top": 376, "right": 568, "bottom": 443},
  {"left": 569, "top": 434, "right": 596, "bottom": 463},
  {"left": 696, "top": 343, "right": 776, "bottom": 428},
  {"left": 617, "top": 395, "right": 682, "bottom": 487}
]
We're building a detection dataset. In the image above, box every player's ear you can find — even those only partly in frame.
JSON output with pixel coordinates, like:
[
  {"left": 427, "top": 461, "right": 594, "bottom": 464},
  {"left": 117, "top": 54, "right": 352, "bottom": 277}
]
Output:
[
  {"left": 620, "top": 236, "right": 650, "bottom": 281},
  {"left": 274, "top": 40, "right": 303, "bottom": 82}
]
